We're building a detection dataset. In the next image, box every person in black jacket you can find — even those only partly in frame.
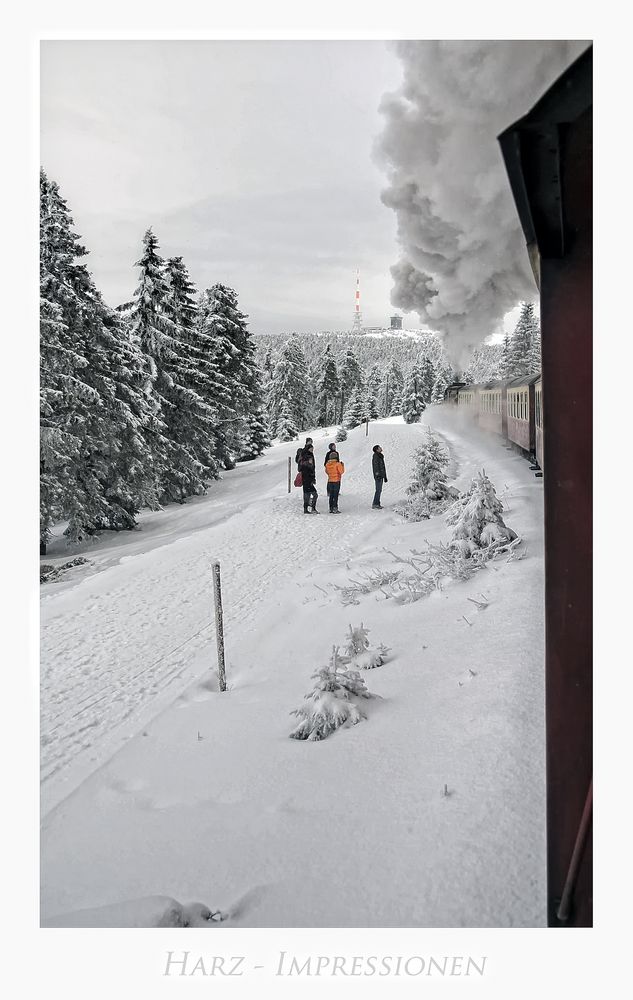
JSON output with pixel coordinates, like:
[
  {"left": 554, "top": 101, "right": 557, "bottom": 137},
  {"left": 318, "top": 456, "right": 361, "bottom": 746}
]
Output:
[
  {"left": 296, "top": 437, "right": 313, "bottom": 466},
  {"left": 298, "top": 445, "right": 319, "bottom": 513},
  {"left": 371, "top": 444, "right": 388, "bottom": 509},
  {"left": 323, "top": 442, "right": 336, "bottom": 466}
]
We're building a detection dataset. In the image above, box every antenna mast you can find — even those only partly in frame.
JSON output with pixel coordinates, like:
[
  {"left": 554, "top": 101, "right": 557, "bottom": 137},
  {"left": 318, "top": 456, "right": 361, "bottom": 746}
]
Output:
[{"left": 352, "top": 269, "right": 363, "bottom": 333}]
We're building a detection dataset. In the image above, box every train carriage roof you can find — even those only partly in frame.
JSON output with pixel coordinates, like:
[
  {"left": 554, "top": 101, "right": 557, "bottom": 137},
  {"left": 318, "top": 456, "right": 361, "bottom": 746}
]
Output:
[{"left": 505, "top": 373, "right": 542, "bottom": 388}]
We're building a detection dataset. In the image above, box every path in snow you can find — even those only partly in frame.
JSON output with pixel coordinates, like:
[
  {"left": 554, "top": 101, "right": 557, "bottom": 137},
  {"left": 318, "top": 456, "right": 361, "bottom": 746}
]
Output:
[{"left": 40, "top": 419, "right": 430, "bottom": 812}]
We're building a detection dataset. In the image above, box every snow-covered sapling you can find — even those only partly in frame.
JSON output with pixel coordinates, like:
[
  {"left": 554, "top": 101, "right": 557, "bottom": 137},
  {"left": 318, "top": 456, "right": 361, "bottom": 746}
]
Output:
[
  {"left": 343, "top": 623, "right": 389, "bottom": 670},
  {"left": 397, "top": 429, "right": 457, "bottom": 521},
  {"left": 289, "top": 647, "right": 372, "bottom": 741},
  {"left": 446, "top": 470, "right": 518, "bottom": 560},
  {"left": 335, "top": 425, "right": 347, "bottom": 443}
]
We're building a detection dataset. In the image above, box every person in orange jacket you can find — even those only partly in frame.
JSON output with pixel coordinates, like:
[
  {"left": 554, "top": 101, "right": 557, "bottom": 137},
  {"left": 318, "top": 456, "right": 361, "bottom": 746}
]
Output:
[{"left": 324, "top": 450, "right": 345, "bottom": 513}]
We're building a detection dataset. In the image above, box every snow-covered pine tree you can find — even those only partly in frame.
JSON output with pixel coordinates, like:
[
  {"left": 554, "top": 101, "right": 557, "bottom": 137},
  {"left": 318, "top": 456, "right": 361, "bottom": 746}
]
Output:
[
  {"left": 275, "top": 400, "right": 299, "bottom": 442},
  {"left": 343, "top": 387, "right": 366, "bottom": 429},
  {"left": 384, "top": 359, "right": 404, "bottom": 416},
  {"left": 419, "top": 357, "right": 436, "bottom": 404},
  {"left": 338, "top": 349, "right": 364, "bottom": 422},
  {"left": 289, "top": 647, "right": 372, "bottom": 741},
  {"left": 397, "top": 429, "right": 455, "bottom": 521},
  {"left": 366, "top": 364, "right": 383, "bottom": 411},
  {"left": 316, "top": 344, "right": 340, "bottom": 427},
  {"left": 40, "top": 170, "right": 160, "bottom": 545},
  {"left": 402, "top": 363, "right": 427, "bottom": 423},
  {"left": 267, "top": 335, "right": 310, "bottom": 435},
  {"left": 262, "top": 346, "right": 275, "bottom": 384},
  {"left": 447, "top": 470, "right": 518, "bottom": 559},
  {"left": 495, "top": 333, "right": 513, "bottom": 379},
  {"left": 365, "top": 387, "right": 380, "bottom": 421},
  {"left": 131, "top": 229, "right": 211, "bottom": 503},
  {"left": 335, "top": 425, "right": 347, "bottom": 443},
  {"left": 164, "top": 255, "right": 223, "bottom": 481},
  {"left": 197, "top": 283, "right": 269, "bottom": 463},
  {"left": 525, "top": 324, "right": 542, "bottom": 375},
  {"left": 431, "top": 364, "right": 453, "bottom": 403},
  {"left": 508, "top": 301, "right": 540, "bottom": 376},
  {"left": 343, "top": 623, "right": 388, "bottom": 670},
  {"left": 406, "top": 430, "right": 451, "bottom": 500}
]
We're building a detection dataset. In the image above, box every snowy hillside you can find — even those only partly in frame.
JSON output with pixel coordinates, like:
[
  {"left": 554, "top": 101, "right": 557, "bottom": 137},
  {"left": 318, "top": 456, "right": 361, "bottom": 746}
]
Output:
[{"left": 41, "top": 407, "right": 545, "bottom": 927}]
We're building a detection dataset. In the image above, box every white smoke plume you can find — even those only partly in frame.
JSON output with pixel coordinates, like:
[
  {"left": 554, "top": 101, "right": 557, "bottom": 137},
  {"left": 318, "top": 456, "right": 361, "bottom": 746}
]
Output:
[{"left": 377, "top": 40, "right": 589, "bottom": 369}]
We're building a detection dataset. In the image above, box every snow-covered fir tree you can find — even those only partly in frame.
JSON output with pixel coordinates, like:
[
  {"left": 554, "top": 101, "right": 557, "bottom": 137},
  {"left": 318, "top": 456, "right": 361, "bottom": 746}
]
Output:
[
  {"left": 384, "top": 358, "right": 405, "bottom": 415},
  {"left": 446, "top": 470, "right": 518, "bottom": 559},
  {"left": 397, "top": 429, "right": 454, "bottom": 521},
  {"left": 131, "top": 229, "right": 211, "bottom": 502},
  {"left": 197, "top": 283, "right": 269, "bottom": 464},
  {"left": 407, "top": 430, "right": 451, "bottom": 500},
  {"left": 496, "top": 332, "right": 515, "bottom": 379},
  {"left": 525, "top": 325, "right": 542, "bottom": 374},
  {"left": 343, "top": 387, "right": 366, "bottom": 429},
  {"left": 289, "top": 647, "right": 372, "bottom": 741},
  {"left": 365, "top": 387, "right": 380, "bottom": 421},
  {"left": 508, "top": 302, "right": 540, "bottom": 376},
  {"left": 338, "top": 349, "right": 364, "bottom": 421},
  {"left": 366, "top": 364, "right": 384, "bottom": 414},
  {"left": 40, "top": 170, "right": 160, "bottom": 546},
  {"left": 267, "top": 335, "right": 309, "bottom": 435},
  {"left": 163, "top": 255, "right": 223, "bottom": 481},
  {"left": 402, "top": 363, "right": 427, "bottom": 423},
  {"left": 316, "top": 344, "right": 340, "bottom": 426},
  {"left": 419, "top": 357, "right": 436, "bottom": 404},
  {"left": 431, "top": 364, "right": 453, "bottom": 403},
  {"left": 335, "top": 425, "right": 347, "bottom": 443},
  {"left": 275, "top": 400, "right": 299, "bottom": 442}
]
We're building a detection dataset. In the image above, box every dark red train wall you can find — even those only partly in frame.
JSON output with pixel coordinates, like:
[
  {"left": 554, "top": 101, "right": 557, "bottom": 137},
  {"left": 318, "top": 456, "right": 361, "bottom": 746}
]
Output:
[
  {"left": 541, "top": 105, "right": 592, "bottom": 927},
  {"left": 499, "top": 46, "right": 593, "bottom": 927}
]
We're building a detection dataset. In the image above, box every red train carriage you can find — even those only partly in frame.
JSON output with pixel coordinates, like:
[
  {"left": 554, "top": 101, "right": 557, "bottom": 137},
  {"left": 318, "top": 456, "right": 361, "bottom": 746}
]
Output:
[
  {"left": 456, "top": 384, "right": 478, "bottom": 415},
  {"left": 506, "top": 373, "right": 541, "bottom": 457},
  {"left": 477, "top": 380, "right": 505, "bottom": 436}
]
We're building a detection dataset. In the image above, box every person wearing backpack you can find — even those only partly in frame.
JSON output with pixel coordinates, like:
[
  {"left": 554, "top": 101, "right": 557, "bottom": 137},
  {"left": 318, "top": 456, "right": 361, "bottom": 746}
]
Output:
[
  {"left": 324, "top": 450, "right": 345, "bottom": 513},
  {"left": 298, "top": 445, "right": 319, "bottom": 514},
  {"left": 371, "top": 444, "right": 388, "bottom": 509},
  {"left": 296, "top": 437, "right": 313, "bottom": 466}
]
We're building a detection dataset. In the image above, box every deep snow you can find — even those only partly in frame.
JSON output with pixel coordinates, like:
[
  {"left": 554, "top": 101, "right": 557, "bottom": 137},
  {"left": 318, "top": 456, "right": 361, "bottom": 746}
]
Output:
[{"left": 40, "top": 408, "right": 545, "bottom": 927}]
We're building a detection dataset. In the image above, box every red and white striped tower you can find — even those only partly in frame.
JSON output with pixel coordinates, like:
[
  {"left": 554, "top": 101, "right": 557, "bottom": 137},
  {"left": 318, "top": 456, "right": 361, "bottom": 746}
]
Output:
[{"left": 352, "top": 268, "right": 363, "bottom": 332}]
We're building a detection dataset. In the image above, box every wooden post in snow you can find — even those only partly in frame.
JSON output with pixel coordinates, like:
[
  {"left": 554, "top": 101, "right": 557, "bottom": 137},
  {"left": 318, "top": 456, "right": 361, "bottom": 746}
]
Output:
[
  {"left": 288, "top": 456, "right": 292, "bottom": 493},
  {"left": 212, "top": 560, "right": 227, "bottom": 692},
  {"left": 365, "top": 417, "right": 369, "bottom": 436}
]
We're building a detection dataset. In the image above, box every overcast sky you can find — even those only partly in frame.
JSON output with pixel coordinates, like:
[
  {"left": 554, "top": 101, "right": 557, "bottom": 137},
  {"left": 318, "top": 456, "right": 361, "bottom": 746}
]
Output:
[{"left": 40, "top": 40, "right": 422, "bottom": 334}]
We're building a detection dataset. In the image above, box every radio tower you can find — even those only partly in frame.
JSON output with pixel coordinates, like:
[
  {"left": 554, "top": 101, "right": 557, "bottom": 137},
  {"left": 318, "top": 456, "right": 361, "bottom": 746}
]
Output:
[{"left": 352, "top": 269, "right": 363, "bottom": 333}]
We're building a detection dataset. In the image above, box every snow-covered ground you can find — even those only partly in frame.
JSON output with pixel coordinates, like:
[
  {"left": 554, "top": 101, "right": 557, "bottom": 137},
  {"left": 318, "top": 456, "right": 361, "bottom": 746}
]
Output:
[{"left": 40, "top": 408, "right": 545, "bottom": 927}]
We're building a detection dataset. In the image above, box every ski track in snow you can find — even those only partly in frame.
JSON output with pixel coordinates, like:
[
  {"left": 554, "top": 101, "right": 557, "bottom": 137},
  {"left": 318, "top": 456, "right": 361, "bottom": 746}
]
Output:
[{"left": 40, "top": 421, "right": 428, "bottom": 809}]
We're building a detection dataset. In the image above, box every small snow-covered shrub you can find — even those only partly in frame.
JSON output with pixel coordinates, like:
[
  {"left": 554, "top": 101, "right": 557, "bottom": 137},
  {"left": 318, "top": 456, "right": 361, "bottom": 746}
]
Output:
[
  {"left": 334, "top": 568, "right": 402, "bottom": 605},
  {"left": 343, "top": 623, "right": 389, "bottom": 669},
  {"left": 289, "top": 647, "right": 372, "bottom": 741},
  {"left": 396, "top": 492, "right": 432, "bottom": 522},
  {"left": 335, "top": 425, "right": 347, "bottom": 442},
  {"left": 446, "top": 470, "right": 518, "bottom": 559}
]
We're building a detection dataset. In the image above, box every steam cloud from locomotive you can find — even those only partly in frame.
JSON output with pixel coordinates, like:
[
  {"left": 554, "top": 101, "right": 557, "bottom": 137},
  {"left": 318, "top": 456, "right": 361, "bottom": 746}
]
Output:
[{"left": 377, "top": 40, "right": 587, "bottom": 370}]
